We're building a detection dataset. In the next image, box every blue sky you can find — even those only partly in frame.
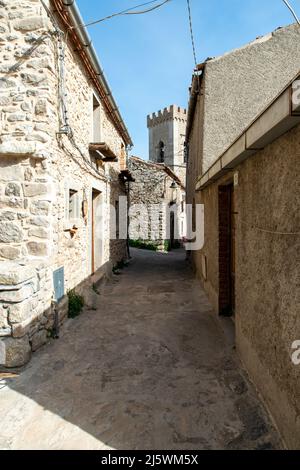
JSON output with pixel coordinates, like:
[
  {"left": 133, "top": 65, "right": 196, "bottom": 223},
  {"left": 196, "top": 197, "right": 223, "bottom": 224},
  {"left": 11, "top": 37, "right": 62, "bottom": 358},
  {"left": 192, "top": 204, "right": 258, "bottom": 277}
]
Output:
[{"left": 77, "top": 0, "right": 296, "bottom": 158}]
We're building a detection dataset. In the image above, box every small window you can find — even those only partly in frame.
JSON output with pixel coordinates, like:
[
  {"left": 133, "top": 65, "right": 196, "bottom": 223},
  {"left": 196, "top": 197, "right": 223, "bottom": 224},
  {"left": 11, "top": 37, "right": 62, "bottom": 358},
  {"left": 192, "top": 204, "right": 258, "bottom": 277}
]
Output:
[
  {"left": 184, "top": 142, "right": 189, "bottom": 163},
  {"left": 181, "top": 196, "right": 185, "bottom": 213},
  {"left": 93, "top": 94, "right": 101, "bottom": 143},
  {"left": 65, "top": 188, "right": 80, "bottom": 222},
  {"left": 157, "top": 141, "right": 165, "bottom": 163},
  {"left": 69, "top": 189, "right": 78, "bottom": 220}
]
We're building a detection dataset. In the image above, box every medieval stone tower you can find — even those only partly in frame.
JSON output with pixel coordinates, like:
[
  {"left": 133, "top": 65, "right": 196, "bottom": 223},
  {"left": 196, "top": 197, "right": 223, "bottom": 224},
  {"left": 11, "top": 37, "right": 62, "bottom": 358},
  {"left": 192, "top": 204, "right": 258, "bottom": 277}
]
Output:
[{"left": 147, "top": 105, "right": 187, "bottom": 184}]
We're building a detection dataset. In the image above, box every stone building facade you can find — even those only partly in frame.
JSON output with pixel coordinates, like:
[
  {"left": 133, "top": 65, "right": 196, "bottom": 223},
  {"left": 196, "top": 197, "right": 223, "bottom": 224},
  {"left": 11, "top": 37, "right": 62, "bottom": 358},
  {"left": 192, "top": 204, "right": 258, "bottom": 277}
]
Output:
[
  {"left": 147, "top": 105, "right": 187, "bottom": 185},
  {"left": 0, "top": 0, "right": 132, "bottom": 367},
  {"left": 128, "top": 156, "right": 186, "bottom": 251},
  {"left": 186, "top": 25, "right": 300, "bottom": 448}
]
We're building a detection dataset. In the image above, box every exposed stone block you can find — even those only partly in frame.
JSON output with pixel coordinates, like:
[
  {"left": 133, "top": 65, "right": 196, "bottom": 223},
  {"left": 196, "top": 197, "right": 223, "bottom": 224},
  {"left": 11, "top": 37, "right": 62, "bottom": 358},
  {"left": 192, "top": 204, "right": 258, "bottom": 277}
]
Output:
[
  {"left": 13, "top": 17, "right": 46, "bottom": 32},
  {"left": 24, "top": 167, "right": 34, "bottom": 181},
  {"left": 0, "top": 263, "right": 35, "bottom": 286},
  {"left": 0, "top": 78, "right": 16, "bottom": 89},
  {"left": 35, "top": 99, "right": 47, "bottom": 115},
  {"left": 21, "top": 102, "right": 32, "bottom": 112},
  {"left": 9, "top": 11, "right": 24, "bottom": 20},
  {"left": 0, "top": 141, "right": 36, "bottom": 156},
  {"left": 0, "top": 245, "right": 21, "bottom": 260},
  {"left": 8, "top": 299, "right": 35, "bottom": 324},
  {"left": 21, "top": 72, "right": 46, "bottom": 86},
  {"left": 0, "top": 222, "right": 23, "bottom": 243},
  {"left": 17, "top": 212, "right": 29, "bottom": 220},
  {"left": 24, "top": 32, "right": 39, "bottom": 43},
  {"left": 27, "top": 241, "right": 48, "bottom": 257},
  {"left": 6, "top": 35, "right": 18, "bottom": 41},
  {"left": 0, "top": 211, "right": 16, "bottom": 221},
  {"left": 7, "top": 114, "right": 26, "bottom": 122},
  {"left": 23, "top": 183, "right": 51, "bottom": 198},
  {"left": 0, "top": 96, "right": 10, "bottom": 106},
  {"left": 28, "top": 227, "right": 49, "bottom": 239},
  {"left": 11, "top": 316, "right": 33, "bottom": 338},
  {"left": 0, "top": 336, "right": 31, "bottom": 368},
  {"left": 0, "top": 283, "right": 34, "bottom": 303},
  {"left": 0, "top": 328, "right": 11, "bottom": 337},
  {"left": 0, "top": 306, "right": 9, "bottom": 329},
  {"left": 0, "top": 197, "right": 24, "bottom": 210},
  {"left": 2, "top": 105, "right": 18, "bottom": 113},
  {"left": 26, "top": 132, "right": 49, "bottom": 143},
  {"left": 30, "top": 200, "right": 50, "bottom": 216},
  {"left": 30, "top": 329, "right": 47, "bottom": 352},
  {"left": 5, "top": 183, "right": 21, "bottom": 197},
  {"left": 30, "top": 216, "right": 50, "bottom": 227}
]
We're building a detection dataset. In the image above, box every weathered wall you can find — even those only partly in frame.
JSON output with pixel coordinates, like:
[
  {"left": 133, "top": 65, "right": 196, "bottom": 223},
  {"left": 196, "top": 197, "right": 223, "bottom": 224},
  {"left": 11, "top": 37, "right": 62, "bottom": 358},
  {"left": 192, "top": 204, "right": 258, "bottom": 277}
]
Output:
[
  {"left": 0, "top": 0, "right": 128, "bottom": 367},
  {"left": 128, "top": 157, "right": 185, "bottom": 249},
  {"left": 194, "top": 124, "right": 300, "bottom": 448},
  {"left": 202, "top": 24, "right": 300, "bottom": 172}
]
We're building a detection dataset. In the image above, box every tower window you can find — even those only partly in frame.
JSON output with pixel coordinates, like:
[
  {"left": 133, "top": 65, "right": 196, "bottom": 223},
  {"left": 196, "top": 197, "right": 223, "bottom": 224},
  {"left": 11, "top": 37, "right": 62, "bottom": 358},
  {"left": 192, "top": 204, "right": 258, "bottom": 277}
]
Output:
[
  {"left": 184, "top": 142, "right": 189, "bottom": 164},
  {"left": 157, "top": 141, "right": 165, "bottom": 163}
]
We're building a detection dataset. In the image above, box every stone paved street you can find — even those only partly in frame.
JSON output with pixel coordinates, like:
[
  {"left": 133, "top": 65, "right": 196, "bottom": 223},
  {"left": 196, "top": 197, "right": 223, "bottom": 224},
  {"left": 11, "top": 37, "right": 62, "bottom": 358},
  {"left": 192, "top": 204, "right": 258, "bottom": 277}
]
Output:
[{"left": 0, "top": 249, "right": 280, "bottom": 450}]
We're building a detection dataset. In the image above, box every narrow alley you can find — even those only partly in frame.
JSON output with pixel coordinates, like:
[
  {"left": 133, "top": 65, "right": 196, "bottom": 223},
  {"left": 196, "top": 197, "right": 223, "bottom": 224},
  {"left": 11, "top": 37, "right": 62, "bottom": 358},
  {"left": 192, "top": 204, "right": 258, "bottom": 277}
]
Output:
[{"left": 0, "top": 249, "right": 280, "bottom": 450}]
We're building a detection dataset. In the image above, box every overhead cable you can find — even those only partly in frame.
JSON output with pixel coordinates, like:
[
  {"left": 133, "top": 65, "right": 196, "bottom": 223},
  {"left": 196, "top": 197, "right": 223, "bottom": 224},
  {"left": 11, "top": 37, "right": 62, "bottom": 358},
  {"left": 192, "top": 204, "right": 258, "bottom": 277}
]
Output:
[
  {"left": 68, "top": 0, "right": 172, "bottom": 31},
  {"left": 282, "top": 0, "right": 300, "bottom": 25},
  {"left": 186, "top": 0, "right": 198, "bottom": 68}
]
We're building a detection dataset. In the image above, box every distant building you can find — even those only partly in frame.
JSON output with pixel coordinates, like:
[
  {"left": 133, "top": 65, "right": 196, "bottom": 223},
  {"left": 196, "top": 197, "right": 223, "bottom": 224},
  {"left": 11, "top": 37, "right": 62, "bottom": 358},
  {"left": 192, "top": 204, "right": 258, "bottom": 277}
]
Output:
[
  {"left": 128, "top": 157, "right": 186, "bottom": 251},
  {"left": 147, "top": 105, "right": 187, "bottom": 185},
  {"left": 185, "top": 24, "right": 300, "bottom": 448}
]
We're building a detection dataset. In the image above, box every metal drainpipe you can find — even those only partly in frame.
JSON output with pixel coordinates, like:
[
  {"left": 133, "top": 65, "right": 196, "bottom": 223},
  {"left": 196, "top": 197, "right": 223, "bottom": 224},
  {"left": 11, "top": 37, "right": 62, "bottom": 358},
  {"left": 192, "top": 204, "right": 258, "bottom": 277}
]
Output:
[{"left": 62, "top": 0, "right": 132, "bottom": 146}]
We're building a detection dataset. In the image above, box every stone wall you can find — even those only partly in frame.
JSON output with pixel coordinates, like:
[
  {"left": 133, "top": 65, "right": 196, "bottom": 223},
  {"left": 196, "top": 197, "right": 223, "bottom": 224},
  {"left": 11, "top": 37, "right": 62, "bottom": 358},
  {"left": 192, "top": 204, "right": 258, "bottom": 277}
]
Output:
[
  {"left": 186, "top": 23, "right": 300, "bottom": 448},
  {"left": 0, "top": 0, "right": 128, "bottom": 367},
  {"left": 191, "top": 123, "right": 300, "bottom": 448},
  {"left": 128, "top": 157, "right": 185, "bottom": 249}
]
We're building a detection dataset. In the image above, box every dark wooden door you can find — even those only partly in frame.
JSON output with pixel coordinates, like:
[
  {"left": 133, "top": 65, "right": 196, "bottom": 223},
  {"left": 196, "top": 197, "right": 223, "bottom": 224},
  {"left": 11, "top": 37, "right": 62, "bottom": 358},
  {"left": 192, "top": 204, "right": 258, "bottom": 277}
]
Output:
[
  {"left": 229, "top": 184, "right": 235, "bottom": 315},
  {"left": 218, "top": 184, "right": 235, "bottom": 316}
]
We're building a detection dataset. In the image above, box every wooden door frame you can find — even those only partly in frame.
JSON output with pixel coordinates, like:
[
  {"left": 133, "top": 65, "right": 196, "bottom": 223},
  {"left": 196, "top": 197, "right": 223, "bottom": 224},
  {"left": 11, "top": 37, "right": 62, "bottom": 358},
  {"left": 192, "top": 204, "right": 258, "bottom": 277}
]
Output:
[
  {"left": 218, "top": 182, "right": 235, "bottom": 316},
  {"left": 91, "top": 188, "right": 101, "bottom": 274}
]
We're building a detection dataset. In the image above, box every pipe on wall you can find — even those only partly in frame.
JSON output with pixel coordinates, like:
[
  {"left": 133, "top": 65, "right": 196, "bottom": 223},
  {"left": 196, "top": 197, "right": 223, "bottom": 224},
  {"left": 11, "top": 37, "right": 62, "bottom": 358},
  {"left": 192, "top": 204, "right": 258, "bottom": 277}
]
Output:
[{"left": 61, "top": 0, "right": 132, "bottom": 146}]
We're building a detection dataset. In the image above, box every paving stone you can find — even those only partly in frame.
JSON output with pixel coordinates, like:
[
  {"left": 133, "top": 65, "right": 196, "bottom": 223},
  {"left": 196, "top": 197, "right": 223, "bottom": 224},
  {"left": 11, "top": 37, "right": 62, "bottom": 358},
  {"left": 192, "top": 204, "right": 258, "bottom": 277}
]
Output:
[{"left": 0, "top": 249, "right": 281, "bottom": 450}]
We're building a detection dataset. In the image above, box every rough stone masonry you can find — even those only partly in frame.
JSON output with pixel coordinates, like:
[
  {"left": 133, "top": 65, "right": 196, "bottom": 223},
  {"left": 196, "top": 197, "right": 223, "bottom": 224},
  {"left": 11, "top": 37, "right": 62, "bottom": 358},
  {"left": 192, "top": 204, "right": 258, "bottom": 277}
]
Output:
[{"left": 0, "top": 0, "right": 130, "bottom": 367}]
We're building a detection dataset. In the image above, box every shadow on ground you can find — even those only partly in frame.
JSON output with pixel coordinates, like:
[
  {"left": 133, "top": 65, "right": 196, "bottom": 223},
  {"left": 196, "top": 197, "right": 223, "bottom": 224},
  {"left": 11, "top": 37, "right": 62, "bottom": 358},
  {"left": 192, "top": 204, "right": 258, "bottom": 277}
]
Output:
[{"left": 0, "top": 249, "right": 281, "bottom": 450}]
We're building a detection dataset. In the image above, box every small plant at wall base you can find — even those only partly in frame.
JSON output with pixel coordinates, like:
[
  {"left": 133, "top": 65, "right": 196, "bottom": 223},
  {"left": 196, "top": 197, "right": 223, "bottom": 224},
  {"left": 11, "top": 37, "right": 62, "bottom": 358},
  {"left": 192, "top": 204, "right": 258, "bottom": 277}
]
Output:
[
  {"left": 129, "top": 239, "right": 159, "bottom": 251},
  {"left": 67, "top": 289, "right": 84, "bottom": 318},
  {"left": 164, "top": 240, "right": 171, "bottom": 252},
  {"left": 112, "top": 259, "right": 128, "bottom": 275}
]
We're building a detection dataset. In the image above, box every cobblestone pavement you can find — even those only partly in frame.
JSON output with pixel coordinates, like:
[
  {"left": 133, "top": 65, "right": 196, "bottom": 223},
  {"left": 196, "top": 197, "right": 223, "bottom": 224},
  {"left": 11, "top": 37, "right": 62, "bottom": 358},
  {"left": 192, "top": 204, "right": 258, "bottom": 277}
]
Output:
[{"left": 0, "top": 248, "right": 280, "bottom": 450}]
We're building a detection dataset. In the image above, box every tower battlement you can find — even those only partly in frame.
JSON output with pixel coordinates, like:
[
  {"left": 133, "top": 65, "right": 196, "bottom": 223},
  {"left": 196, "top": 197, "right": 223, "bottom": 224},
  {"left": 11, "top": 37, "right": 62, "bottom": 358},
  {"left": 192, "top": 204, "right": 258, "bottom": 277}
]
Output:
[
  {"left": 147, "top": 104, "right": 187, "bottom": 185},
  {"left": 147, "top": 105, "right": 187, "bottom": 128}
]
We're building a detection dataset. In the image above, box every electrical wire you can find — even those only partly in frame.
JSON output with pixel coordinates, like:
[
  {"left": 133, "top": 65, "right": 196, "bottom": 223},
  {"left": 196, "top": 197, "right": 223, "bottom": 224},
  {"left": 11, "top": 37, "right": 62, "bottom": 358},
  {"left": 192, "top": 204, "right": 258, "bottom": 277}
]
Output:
[
  {"left": 68, "top": 0, "right": 172, "bottom": 31},
  {"left": 40, "top": 0, "right": 108, "bottom": 182},
  {"left": 282, "top": 0, "right": 300, "bottom": 25},
  {"left": 240, "top": 220, "right": 300, "bottom": 236},
  {"left": 186, "top": 0, "right": 198, "bottom": 68}
]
